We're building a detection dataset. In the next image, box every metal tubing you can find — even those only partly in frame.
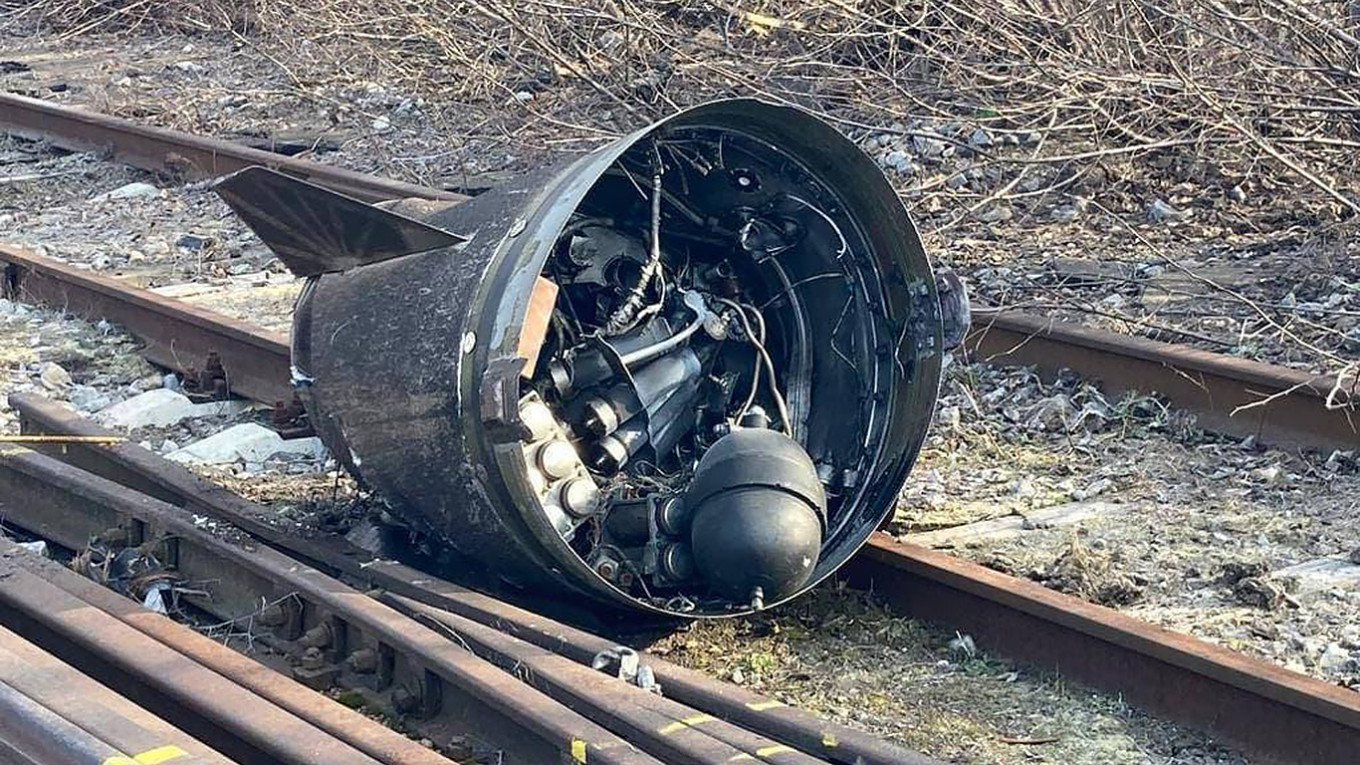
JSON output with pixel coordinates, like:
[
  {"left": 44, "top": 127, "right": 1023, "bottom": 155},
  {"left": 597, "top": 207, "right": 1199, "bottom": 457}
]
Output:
[{"left": 844, "top": 535, "right": 1360, "bottom": 765}]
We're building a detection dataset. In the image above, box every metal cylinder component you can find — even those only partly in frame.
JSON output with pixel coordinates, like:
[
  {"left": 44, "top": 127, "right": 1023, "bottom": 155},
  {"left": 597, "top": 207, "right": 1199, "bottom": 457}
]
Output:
[
  {"left": 686, "top": 428, "right": 825, "bottom": 602},
  {"left": 592, "top": 418, "right": 648, "bottom": 473},
  {"left": 559, "top": 478, "right": 602, "bottom": 518},
  {"left": 581, "top": 395, "right": 621, "bottom": 437},
  {"left": 519, "top": 400, "right": 557, "bottom": 442},
  {"left": 535, "top": 440, "right": 578, "bottom": 480},
  {"left": 656, "top": 496, "right": 688, "bottom": 537},
  {"left": 738, "top": 405, "right": 771, "bottom": 430},
  {"left": 659, "top": 543, "right": 696, "bottom": 582}
]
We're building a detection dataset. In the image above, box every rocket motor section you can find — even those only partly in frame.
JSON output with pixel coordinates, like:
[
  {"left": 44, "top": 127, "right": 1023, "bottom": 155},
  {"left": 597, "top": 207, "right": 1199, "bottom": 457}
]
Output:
[{"left": 216, "top": 99, "right": 956, "bottom": 617}]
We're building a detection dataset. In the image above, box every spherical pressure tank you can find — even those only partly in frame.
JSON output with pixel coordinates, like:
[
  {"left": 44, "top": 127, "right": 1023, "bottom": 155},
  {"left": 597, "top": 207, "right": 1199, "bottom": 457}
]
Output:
[{"left": 257, "top": 99, "right": 946, "bottom": 617}]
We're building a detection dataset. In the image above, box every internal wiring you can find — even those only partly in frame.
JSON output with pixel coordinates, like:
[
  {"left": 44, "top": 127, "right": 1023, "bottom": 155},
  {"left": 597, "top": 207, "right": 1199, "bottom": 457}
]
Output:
[
  {"left": 784, "top": 194, "right": 848, "bottom": 260},
  {"left": 718, "top": 297, "right": 792, "bottom": 437},
  {"left": 603, "top": 147, "right": 665, "bottom": 336}
]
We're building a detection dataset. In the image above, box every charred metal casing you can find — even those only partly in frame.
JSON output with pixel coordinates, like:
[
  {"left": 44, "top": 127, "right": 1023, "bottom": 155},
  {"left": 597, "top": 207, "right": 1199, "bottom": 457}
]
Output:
[{"left": 271, "top": 100, "right": 943, "bottom": 616}]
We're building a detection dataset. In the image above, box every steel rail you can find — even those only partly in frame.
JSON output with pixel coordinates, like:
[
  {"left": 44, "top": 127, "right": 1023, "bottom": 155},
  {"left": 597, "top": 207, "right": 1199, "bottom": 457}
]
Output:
[
  {"left": 0, "top": 92, "right": 467, "bottom": 204},
  {"left": 16, "top": 393, "right": 1360, "bottom": 763},
  {"left": 967, "top": 308, "right": 1358, "bottom": 451},
  {"left": 5, "top": 93, "right": 1356, "bottom": 452},
  {"left": 1, "top": 243, "right": 293, "bottom": 405},
  {"left": 11, "top": 392, "right": 937, "bottom": 765},
  {"left": 0, "top": 544, "right": 388, "bottom": 765},
  {"left": 0, "top": 445, "right": 661, "bottom": 765},
  {"left": 0, "top": 548, "right": 447, "bottom": 765},
  {"left": 5, "top": 272, "right": 1354, "bottom": 756},
  {"left": 5, "top": 90, "right": 1358, "bottom": 452},
  {"left": 0, "top": 678, "right": 139, "bottom": 765},
  {"left": 844, "top": 536, "right": 1360, "bottom": 765},
  {"left": 5, "top": 93, "right": 1359, "bottom": 762},
  {"left": 0, "top": 605, "right": 228, "bottom": 765},
  {"left": 4, "top": 246, "right": 1356, "bottom": 457}
]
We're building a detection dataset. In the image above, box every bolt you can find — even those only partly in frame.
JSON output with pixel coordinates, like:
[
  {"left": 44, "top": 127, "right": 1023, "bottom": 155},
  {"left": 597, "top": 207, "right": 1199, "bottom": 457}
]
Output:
[
  {"left": 300, "top": 646, "right": 327, "bottom": 669},
  {"left": 299, "top": 624, "right": 331, "bottom": 649},
  {"left": 347, "top": 648, "right": 378, "bottom": 674},
  {"left": 595, "top": 559, "right": 618, "bottom": 581}
]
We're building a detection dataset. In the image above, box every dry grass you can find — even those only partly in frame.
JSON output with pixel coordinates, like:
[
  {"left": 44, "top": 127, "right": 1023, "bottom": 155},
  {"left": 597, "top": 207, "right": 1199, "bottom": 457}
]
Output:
[{"left": 5, "top": 0, "right": 1360, "bottom": 211}]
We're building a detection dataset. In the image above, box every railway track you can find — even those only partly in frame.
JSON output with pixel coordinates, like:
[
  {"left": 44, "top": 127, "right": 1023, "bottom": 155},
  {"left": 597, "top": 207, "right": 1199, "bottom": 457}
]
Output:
[
  {"left": 3, "top": 91, "right": 1354, "bottom": 453},
  {"left": 3, "top": 93, "right": 1360, "bottom": 763},
  {"left": 0, "top": 416, "right": 933, "bottom": 764}
]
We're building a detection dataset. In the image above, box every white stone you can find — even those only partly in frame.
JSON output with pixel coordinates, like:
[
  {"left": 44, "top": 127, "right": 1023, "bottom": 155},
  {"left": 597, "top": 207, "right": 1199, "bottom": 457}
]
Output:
[
  {"left": 39, "top": 362, "right": 72, "bottom": 390},
  {"left": 1319, "top": 643, "right": 1353, "bottom": 673},
  {"left": 166, "top": 423, "right": 327, "bottom": 465},
  {"left": 1147, "top": 199, "right": 1183, "bottom": 223},
  {"left": 68, "top": 385, "right": 113, "bottom": 413},
  {"left": 94, "top": 388, "right": 250, "bottom": 430},
  {"left": 94, "top": 182, "right": 159, "bottom": 202}
]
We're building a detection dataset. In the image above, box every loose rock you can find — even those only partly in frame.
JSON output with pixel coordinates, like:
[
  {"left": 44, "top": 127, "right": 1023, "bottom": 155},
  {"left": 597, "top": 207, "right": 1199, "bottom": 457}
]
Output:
[{"left": 39, "top": 362, "right": 72, "bottom": 390}]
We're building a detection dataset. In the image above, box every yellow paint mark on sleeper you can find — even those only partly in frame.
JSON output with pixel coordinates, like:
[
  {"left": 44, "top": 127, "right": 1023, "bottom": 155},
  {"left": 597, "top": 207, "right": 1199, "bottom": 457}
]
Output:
[
  {"left": 756, "top": 744, "right": 795, "bottom": 757},
  {"left": 570, "top": 738, "right": 588, "bottom": 763},
  {"left": 745, "top": 700, "right": 785, "bottom": 711},
  {"left": 134, "top": 747, "right": 189, "bottom": 765},
  {"left": 821, "top": 732, "right": 838, "bottom": 747},
  {"left": 103, "top": 745, "right": 189, "bottom": 765},
  {"left": 660, "top": 713, "right": 717, "bottom": 734}
]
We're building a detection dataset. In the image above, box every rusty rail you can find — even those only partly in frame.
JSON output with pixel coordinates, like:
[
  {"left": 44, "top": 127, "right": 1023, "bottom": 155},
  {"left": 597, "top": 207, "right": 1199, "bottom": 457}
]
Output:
[
  {"left": 0, "top": 92, "right": 466, "bottom": 204},
  {"left": 17, "top": 393, "right": 1360, "bottom": 763},
  {"left": 6, "top": 94, "right": 1360, "bottom": 763},
  {"left": 1, "top": 243, "right": 292, "bottom": 405},
  {"left": 968, "top": 309, "right": 1358, "bottom": 452},
  {"left": 0, "top": 445, "right": 664, "bottom": 765},
  {"left": 5, "top": 92, "right": 1355, "bottom": 451},
  {"left": 5, "top": 241, "right": 1355, "bottom": 455},
  {"left": 0, "top": 620, "right": 229, "bottom": 762},
  {"left": 843, "top": 536, "right": 1360, "bottom": 765}
]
